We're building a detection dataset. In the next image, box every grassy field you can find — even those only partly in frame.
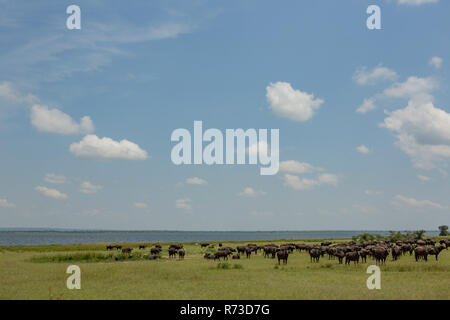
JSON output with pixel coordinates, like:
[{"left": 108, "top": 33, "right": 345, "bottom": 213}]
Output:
[{"left": 0, "top": 238, "right": 449, "bottom": 300}]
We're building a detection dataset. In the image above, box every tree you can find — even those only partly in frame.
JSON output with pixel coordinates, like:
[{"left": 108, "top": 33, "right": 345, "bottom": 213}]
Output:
[
  {"left": 414, "top": 230, "right": 426, "bottom": 240},
  {"left": 438, "top": 225, "right": 449, "bottom": 236}
]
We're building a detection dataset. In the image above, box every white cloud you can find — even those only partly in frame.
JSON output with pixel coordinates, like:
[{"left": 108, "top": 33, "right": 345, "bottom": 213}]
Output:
[
  {"left": 382, "top": 76, "right": 438, "bottom": 100},
  {"left": 283, "top": 173, "right": 338, "bottom": 190},
  {"left": 35, "top": 186, "right": 68, "bottom": 199},
  {"left": 247, "top": 140, "right": 269, "bottom": 156},
  {"left": 392, "top": 194, "right": 447, "bottom": 209},
  {"left": 353, "top": 65, "right": 398, "bottom": 85},
  {"left": 397, "top": 0, "right": 439, "bottom": 5},
  {"left": 365, "top": 190, "right": 383, "bottom": 196},
  {"left": 69, "top": 134, "right": 148, "bottom": 160},
  {"left": 134, "top": 202, "right": 148, "bottom": 209},
  {"left": 80, "top": 181, "right": 102, "bottom": 194},
  {"left": 31, "top": 104, "right": 94, "bottom": 135},
  {"left": 0, "top": 81, "right": 37, "bottom": 104},
  {"left": 279, "top": 160, "right": 323, "bottom": 174},
  {"left": 358, "top": 76, "right": 438, "bottom": 115},
  {"left": 380, "top": 98, "right": 450, "bottom": 169},
  {"left": 417, "top": 174, "right": 431, "bottom": 182},
  {"left": 352, "top": 204, "right": 379, "bottom": 214},
  {"left": 250, "top": 210, "right": 273, "bottom": 217},
  {"left": 185, "top": 177, "right": 207, "bottom": 185},
  {"left": 356, "top": 98, "right": 377, "bottom": 114},
  {"left": 356, "top": 145, "right": 371, "bottom": 154},
  {"left": 176, "top": 198, "right": 192, "bottom": 211},
  {"left": 3, "top": 20, "right": 194, "bottom": 83},
  {"left": 283, "top": 174, "right": 320, "bottom": 190},
  {"left": 429, "top": 56, "right": 443, "bottom": 69},
  {"left": 318, "top": 173, "right": 339, "bottom": 186},
  {"left": 44, "top": 173, "right": 67, "bottom": 184},
  {"left": 266, "top": 82, "right": 323, "bottom": 122},
  {"left": 0, "top": 198, "right": 15, "bottom": 208},
  {"left": 238, "top": 187, "right": 266, "bottom": 197}
]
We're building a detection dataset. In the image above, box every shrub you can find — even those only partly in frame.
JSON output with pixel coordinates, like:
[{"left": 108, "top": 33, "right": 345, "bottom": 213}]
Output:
[{"left": 217, "top": 262, "right": 230, "bottom": 269}]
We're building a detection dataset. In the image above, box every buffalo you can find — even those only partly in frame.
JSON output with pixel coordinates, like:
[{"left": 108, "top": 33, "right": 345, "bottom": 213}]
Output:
[{"left": 277, "top": 250, "right": 289, "bottom": 265}]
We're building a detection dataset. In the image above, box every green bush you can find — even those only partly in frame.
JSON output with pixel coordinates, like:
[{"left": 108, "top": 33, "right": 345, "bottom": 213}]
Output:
[{"left": 216, "top": 262, "right": 230, "bottom": 269}]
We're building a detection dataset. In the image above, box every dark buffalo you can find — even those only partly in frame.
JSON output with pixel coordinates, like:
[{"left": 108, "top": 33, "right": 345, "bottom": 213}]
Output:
[
  {"left": 427, "top": 245, "right": 444, "bottom": 261},
  {"left": 359, "top": 249, "right": 369, "bottom": 263},
  {"left": 277, "top": 250, "right": 289, "bottom": 265},
  {"left": 168, "top": 247, "right": 178, "bottom": 258},
  {"left": 392, "top": 246, "right": 402, "bottom": 261},
  {"left": 309, "top": 248, "right": 321, "bottom": 263},
  {"left": 122, "top": 248, "right": 133, "bottom": 254},
  {"left": 150, "top": 247, "right": 161, "bottom": 255},
  {"left": 345, "top": 251, "right": 359, "bottom": 265},
  {"left": 373, "top": 247, "right": 389, "bottom": 265},
  {"left": 414, "top": 246, "right": 428, "bottom": 262},
  {"left": 335, "top": 250, "right": 345, "bottom": 264}
]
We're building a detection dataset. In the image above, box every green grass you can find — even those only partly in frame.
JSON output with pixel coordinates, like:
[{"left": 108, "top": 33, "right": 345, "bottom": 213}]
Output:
[{"left": 0, "top": 238, "right": 449, "bottom": 300}]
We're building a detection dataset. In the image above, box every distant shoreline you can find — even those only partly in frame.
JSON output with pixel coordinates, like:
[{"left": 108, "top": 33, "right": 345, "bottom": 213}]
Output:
[
  {"left": 0, "top": 229, "right": 440, "bottom": 247},
  {"left": 0, "top": 228, "right": 439, "bottom": 233}
]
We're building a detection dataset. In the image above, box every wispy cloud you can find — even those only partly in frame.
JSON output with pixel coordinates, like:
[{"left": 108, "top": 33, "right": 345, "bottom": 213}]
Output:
[
  {"left": 392, "top": 194, "right": 447, "bottom": 209},
  {"left": 80, "top": 181, "right": 102, "bottom": 194},
  {"left": 44, "top": 174, "right": 67, "bottom": 184},
  {"left": 0, "top": 198, "right": 15, "bottom": 208},
  {"left": 70, "top": 135, "right": 148, "bottom": 160},
  {"left": 35, "top": 186, "right": 68, "bottom": 199},
  {"left": 176, "top": 198, "right": 192, "bottom": 211},
  {"left": 238, "top": 187, "right": 266, "bottom": 197}
]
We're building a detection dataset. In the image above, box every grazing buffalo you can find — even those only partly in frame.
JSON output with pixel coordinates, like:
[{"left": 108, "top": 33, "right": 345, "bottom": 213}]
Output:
[
  {"left": 373, "top": 247, "right": 389, "bottom": 265},
  {"left": 345, "top": 251, "right": 359, "bottom": 265},
  {"left": 168, "top": 248, "right": 178, "bottom": 258},
  {"left": 237, "top": 246, "right": 247, "bottom": 254},
  {"left": 414, "top": 246, "right": 428, "bottom": 262},
  {"left": 139, "top": 245, "right": 147, "bottom": 249},
  {"left": 245, "top": 247, "right": 253, "bottom": 259},
  {"left": 215, "top": 250, "right": 229, "bottom": 260},
  {"left": 122, "top": 248, "right": 133, "bottom": 254},
  {"left": 151, "top": 247, "right": 161, "bottom": 255},
  {"left": 392, "top": 246, "right": 402, "bottom": 261},
  {"left": 359, "top": 249, "right": 369, "bottom": 263},
  {"left": 427, "top": 245, "right": 444, "bottom": 261},
  {"left": 263, "top": 246, "right": 277, "bottom": 259},
  {"left": 178, "top": 249, "right": 185, "bottom": 260},
  {"left": 200, "top": 243, "right": 210, "bottom": 248},
  {"left": 232, "top": 254, "right": 240, "bottom": 259},
  {"left": 309, "top": 248, "right": 321, "bottom": 263},
  {"left": 335, "top": 250, "right": 345, "bottom": 264},
  {"left": 277, "top": 250, "right": 289, "bottom": 265}
]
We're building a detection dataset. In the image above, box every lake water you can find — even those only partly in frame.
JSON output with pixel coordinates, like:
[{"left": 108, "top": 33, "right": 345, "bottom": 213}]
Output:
[{"left": 0, "top": 229, "right": 439, "bottom": 246}]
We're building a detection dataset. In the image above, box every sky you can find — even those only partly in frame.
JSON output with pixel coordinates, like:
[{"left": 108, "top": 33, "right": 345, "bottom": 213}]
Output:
[{"left": 0, "top": 0, "right": 449, "bottom": 231}]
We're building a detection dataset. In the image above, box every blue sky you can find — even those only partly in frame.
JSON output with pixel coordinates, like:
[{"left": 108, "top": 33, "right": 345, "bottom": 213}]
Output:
[{"left": 0, "top": 0, "right": 449, "bottom": 231}]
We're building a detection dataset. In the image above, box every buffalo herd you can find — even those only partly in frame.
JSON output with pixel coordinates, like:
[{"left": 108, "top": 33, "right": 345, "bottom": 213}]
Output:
[{"left": 105, "top": 238, "right": 449, "bottom": 265}]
